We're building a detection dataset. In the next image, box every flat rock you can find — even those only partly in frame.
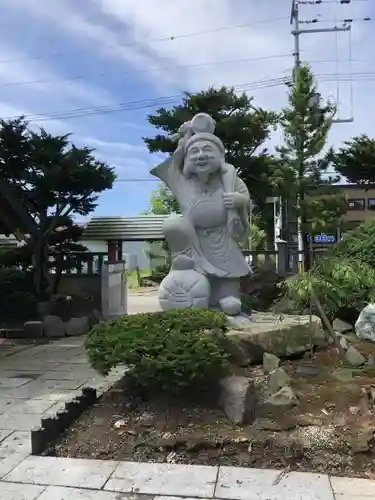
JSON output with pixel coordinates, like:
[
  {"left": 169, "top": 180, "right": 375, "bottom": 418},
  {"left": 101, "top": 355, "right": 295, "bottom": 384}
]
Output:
[
  {"left": 225, "top": 312, "right": 326, "bottom": 364},
  {"left": 65, "top": 316, "right": 90, "bottom": 336},
  {"left": 333, "top": 318, "right": 353, "bottom": 334},
  {"left": 268, "top": 367, "right": 290, "bottom": 394},
  {"left": 345, "top": 346, "right": 366, "bottom": 367},
  {"left": 263, "top": 352, "right": 280, "bottom": 374},
  {"left": 219, "top": 375, "right": 256, "bottom": 425},
  {"left": 265, "top": 386, "right": 298, "bottom": 408},
  {"left": 43, "top": 315, "right": 65, "bottom": 338}
]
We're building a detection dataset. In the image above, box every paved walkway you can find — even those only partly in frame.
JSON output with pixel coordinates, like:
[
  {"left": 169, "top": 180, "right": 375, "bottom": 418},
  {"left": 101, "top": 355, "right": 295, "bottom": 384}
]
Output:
[{"left": 0, "top": 337, "right": 373, "bottom": 499}]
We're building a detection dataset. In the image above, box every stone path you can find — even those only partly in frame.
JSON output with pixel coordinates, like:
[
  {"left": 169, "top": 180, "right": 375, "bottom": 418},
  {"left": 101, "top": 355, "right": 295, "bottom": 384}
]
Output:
[{"left": 0, "top": 337, "right": 374, "bottom": 499}]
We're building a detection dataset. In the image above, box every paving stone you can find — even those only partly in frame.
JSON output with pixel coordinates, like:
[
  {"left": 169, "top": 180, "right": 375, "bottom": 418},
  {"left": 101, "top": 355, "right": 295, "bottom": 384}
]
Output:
[
  {"left": 0, "top": 377, "right": 35, "bottom": 388},
  {"left": 215, "top": 467, "right": 334, "bottom": 499},
  {"left": 4, "top": 456, "right": 119, "bottom": 489},
  {"left": 0, "top": 431, "right": 30, "bottom": 478},
  {"left": 38, "top": 485, "right": 149, "bottom": 499},
  {"left": 104, "top": 462, "right": 217, "bottom": 497},
  {"left": 37, "top": 369, "right": 97, "bottom": 381},
  {"left": 0, "top": 430, "right": 13, "bottom": 442},
  {"left": 10, "top": 398, "right": 57, "bottom": 415},
  {"left": 330, "top": 476, "right": 375, "bottom": 497},
  {"left": 0, "top": 396, "right": 24, "bottom": 413},
  {"left": 22, "top": 379, "right": 88, "bottom": 393},
  {"left": 0, "top": 481, "right": 45, "bottom": 499},
  {"left": 0, "top": 412, "right": 45, "bottom": 431},
  {"left": 156, "top": 498, "right": 203, "bottom": 500}
]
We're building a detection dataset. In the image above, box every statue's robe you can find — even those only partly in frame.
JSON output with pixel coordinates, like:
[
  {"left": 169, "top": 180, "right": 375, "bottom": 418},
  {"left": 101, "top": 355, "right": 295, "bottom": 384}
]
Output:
[{"left": 151, "top": 153, "right": 251, "bottom": 279}]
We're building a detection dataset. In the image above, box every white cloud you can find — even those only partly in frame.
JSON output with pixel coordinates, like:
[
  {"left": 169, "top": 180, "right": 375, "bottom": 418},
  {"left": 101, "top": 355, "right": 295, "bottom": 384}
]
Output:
[{"left": 0, "top": 0, "right": 374, "bottom": 217}]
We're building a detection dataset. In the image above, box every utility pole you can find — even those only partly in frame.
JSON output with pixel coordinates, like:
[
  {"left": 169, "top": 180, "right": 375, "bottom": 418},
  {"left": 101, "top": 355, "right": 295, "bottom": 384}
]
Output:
[{"left": 290, "top": 0, "right": 352, "bottom": 273}]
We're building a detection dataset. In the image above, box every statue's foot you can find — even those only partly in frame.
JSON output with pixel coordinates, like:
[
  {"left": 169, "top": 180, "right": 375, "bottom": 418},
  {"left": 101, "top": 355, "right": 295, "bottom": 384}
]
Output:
[{"left": 219, "top": 296, "right": 241, "bottom": 316}]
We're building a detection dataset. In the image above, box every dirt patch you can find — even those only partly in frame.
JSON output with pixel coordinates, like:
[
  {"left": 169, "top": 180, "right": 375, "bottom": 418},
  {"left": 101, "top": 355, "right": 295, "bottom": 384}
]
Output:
[{"left": 44, "top": 341, "right": 375, "bottom": 478}]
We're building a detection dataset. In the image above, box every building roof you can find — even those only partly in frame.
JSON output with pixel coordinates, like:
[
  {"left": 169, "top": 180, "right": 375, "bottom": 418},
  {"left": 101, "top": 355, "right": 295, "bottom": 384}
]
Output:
[
  {"left": 0, "top": 235, "right": 18, "bottom": 250},
  {"left": 82, "top": 215, "right": 171, "bottom": 241}
]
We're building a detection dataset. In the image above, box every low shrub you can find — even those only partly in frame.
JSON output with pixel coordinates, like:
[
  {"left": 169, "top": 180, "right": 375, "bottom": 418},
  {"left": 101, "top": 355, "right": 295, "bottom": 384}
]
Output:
[
  {"left": 149, "top": 263, "right": 169, "bottom": 283},
  {"left": 85, "top": 308, "right": 230, "bottom": 395},
  {"left": 0, "top": 268, "right": 36, "bottom": 321},
  {"left": 283, "top": 256, "right": 375, "bottom": 320}
]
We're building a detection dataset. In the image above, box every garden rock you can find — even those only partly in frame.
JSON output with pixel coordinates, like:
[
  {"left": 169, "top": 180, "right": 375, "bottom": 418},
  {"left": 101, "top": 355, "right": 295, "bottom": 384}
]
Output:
[
  {"left": 43, "top": 315, "right": 65, "bottom": 338},
  {"left": 90, "top": 309, "right": 103, "bottom": 325},
  {"left": 219, "top": 375, "right": 256, "bottom": 425},
  {"left": 355, "top": 303, "right": 375, "bottom": 342},
  {"left": 333, "top": 318, "right": 352, "bottom": 334},
  {"left": 65, "top": 316, "right": 90, "bottom": 336},
  {"left": 23, "top": 321, "right": 44, "bottom": 338},
  {"left": 225, "top": 312, "right": 326, "bottom": 364},
  {"left": 268, "top": 368, "right": 290, "bottom": 394},
  {"left": 265, "top": 386, "right": 297, "bottom": 408},
  {"left": 263, "top": 352, "right": 280, "bottom": 374},
  {"left": 345, "top": 346, "right": 366, "bottom": 367}
]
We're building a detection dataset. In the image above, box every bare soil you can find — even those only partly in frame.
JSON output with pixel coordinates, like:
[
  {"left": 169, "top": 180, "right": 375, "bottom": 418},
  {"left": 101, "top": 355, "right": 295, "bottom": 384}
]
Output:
[{"left": 44, "top": 339, "right": 375, "bottom": 478}]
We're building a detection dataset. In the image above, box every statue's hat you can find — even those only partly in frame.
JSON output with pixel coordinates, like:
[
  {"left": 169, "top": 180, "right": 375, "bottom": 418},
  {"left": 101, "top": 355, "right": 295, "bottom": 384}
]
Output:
[{"left": 184, "top": 113, "right": 225, "bottom": 154}]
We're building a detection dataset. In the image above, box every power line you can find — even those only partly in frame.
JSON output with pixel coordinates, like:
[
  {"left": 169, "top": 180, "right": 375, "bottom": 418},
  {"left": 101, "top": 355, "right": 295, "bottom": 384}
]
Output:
[
  {"left": 0, "top": 52, "right": 294, "bottom": 88},
  {"left": 10, "top": 71, "right": 372, "bottom": 124},
  {"left": 0, "top": 16, "right": 289, "bottom": 66}
]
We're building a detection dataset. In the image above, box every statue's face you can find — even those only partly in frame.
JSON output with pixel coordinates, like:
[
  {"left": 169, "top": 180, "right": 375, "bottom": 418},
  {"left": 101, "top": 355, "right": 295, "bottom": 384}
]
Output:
[{"left": 184, "top": 140, "right": 222, "bottom": 181}]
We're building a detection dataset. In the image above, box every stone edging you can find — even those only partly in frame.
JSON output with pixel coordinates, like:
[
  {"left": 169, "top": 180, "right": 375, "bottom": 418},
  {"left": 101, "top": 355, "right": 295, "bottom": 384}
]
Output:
[{"left": 30, "top": 386, "right": 97, "bottom": 455}]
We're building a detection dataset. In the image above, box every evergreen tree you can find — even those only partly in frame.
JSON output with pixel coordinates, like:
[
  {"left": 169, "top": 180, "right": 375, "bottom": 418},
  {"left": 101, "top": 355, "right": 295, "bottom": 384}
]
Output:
[{"left": 278, "top": 65, "right": 347, "bottom": 268}]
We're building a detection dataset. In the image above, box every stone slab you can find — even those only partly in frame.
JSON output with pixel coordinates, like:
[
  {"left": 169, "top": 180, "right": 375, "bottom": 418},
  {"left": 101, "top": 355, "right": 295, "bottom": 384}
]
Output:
[
  {"left": 37, "top": 485, "right": 151, "bottom": 499},
  {"left": 215, "top": 467, "right": 334, "bottom": 500},
  {"left": 37, "top": 369, "right": 97, "bottom": 381},
  {"left": 0, "top": 377, "right": 35, "bottom": 388},
  {"left": 330, "top": 476, "right": 375, "bottom": 497},
  {"left": 0, "top": 412, "right": 46, "bottom": 431},
  {"left": 0, "top": 431, "right": 30, "bottom": 478},
  {"left": 0, "top": 481, "right": 45, "bottom": 499},
  {"left": 9, "top": 398, "right": 57, "bottom": 415},
  {"left": 104, "top": 462, "right": 217, "bottom": 497},
  {"left": 3, "top": 456, "right": 119, "bottom": 489},
  {"left": 21, "top": 379, "right": 89, "bottom": 393},
  {"left": 0, "top": 429, "right": 13, "bottom": 442}
]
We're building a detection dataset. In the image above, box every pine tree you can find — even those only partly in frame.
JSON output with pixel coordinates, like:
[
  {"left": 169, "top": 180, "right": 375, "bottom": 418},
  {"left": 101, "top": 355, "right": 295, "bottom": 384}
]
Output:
[{"left": 278, "top": 65, "right": 347, "bottom": 268}]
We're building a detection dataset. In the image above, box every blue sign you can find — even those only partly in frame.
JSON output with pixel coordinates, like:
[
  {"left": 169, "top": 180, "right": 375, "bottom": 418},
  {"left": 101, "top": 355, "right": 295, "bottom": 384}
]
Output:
[{"left": 313, "top": 233, "right": 336, "bottom": 244}]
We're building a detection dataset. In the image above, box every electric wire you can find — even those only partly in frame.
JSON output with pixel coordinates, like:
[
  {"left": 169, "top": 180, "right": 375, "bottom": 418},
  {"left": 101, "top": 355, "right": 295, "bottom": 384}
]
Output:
[
  {"left": 0, "top": 53, "right": 295, "bottom": 88},
  {"left": 7, "top": 71, "right": 372, "bottom": 123},
  {"left": 0, "top": 16, "right": 289, "bottom": 66}
]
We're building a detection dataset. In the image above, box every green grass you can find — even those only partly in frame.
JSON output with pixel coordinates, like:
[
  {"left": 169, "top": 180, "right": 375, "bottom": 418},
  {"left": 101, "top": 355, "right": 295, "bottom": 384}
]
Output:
[{"left": 126, "top": 268, "right": 151, "bottom": 289}]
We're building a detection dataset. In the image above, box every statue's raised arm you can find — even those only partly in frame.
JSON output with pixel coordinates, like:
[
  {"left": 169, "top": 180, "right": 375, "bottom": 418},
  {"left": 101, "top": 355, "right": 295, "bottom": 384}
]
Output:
[{"left": 150, "top": 112, "right": 252, "bottom": 321}]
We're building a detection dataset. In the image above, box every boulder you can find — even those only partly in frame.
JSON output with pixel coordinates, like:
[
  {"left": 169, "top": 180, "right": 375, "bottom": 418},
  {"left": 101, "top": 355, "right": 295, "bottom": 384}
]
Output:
[
  {"left": 268, "top": 368, "right": 290, "bottom": 394},
  {"left": 263, "top": 353, "right": 280, "bottom": 374},
  {"left": 23, "top": 321, "right": 44, "bottom": 338},
  {"left": 225, "top": 312, "right": 326, "bottom": 364},
  {"left": 265, "top": 386, "right": 298, "bottom": 408},
  {"left": 345, "top": 346, "right": 366, "bottom": 367},
  {"left": 43, "top": 315, "right": 65, "bottom": 338},
  {"left": 355, "top": 304, "right": 375, "bottom": 342},
  {"left": 333, "top": 318, "right": 352, "bottom": 334},
  {"left": 65, "top": 316, "right": 90, "bottom": 336},
  {"left": 219, "top": 376, "right": 256, "bottom": 425}
]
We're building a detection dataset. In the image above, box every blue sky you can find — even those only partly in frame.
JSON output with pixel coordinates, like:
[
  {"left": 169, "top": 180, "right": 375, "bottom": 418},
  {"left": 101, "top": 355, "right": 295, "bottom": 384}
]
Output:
[{"left": 0, "top": 0, "right": 373, "bottom": 219}]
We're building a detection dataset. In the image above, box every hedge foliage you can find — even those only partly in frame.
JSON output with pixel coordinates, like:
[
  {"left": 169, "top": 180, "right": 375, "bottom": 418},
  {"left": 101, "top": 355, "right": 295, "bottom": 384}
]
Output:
[{"left": 85, "top": 308, "right": 230, "bottom": 395}]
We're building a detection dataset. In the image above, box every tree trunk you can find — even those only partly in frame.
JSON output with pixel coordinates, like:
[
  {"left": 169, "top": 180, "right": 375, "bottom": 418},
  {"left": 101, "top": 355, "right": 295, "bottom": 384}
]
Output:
[{"left": 32, "top": 236, "right": 48, "bottom": 299}]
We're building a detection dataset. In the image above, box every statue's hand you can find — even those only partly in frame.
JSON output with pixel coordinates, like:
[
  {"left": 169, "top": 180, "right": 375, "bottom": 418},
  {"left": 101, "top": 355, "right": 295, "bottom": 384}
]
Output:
[{"left": 223, "top": 192, "right": 247, "bottom": 209}]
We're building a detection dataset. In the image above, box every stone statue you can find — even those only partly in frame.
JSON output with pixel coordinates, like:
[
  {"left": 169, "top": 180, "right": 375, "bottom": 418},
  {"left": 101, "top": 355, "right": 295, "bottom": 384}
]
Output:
[{"left": 150, "top": 113, "right": 252, "bottom": 317}]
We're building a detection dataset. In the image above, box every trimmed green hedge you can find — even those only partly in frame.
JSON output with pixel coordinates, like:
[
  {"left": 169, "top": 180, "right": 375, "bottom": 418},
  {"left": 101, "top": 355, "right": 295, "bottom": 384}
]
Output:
[{"left": 85, "top": 308, "right": 230, "bottom": 395}]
